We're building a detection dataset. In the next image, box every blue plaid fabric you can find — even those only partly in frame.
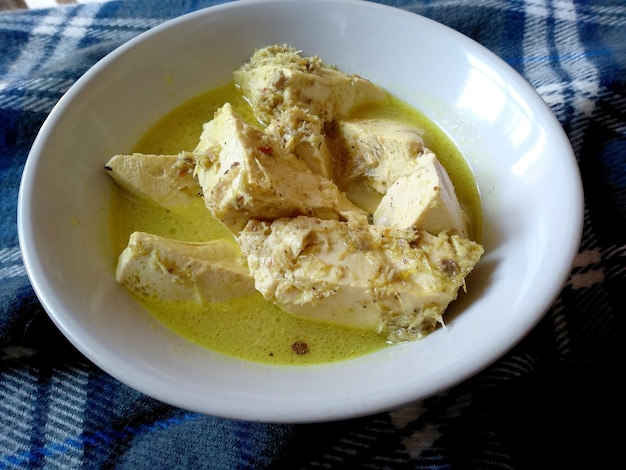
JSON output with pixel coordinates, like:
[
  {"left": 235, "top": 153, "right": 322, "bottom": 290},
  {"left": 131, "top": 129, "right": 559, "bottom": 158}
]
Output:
[{"left": 1, "top": 1, "right": 623, "bottom": 468}]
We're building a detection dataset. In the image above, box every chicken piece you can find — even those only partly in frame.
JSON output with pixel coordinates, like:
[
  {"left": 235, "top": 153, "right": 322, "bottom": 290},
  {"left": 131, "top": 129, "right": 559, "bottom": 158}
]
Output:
[
  {"left": 193, "top": 103, "right": 364, "bottom": 233},
  {"left": 331, "top": 118, "right": 429, "bottom": 195},
  {"left": 233, "top": 44, "right": 386, "bottom": 123},
  {"left": 238, "top": 216, "right": 484, "bottom": 342},
  {"left": 373, "top": 152, "right": 470, "bottom": 238},
  {"left": 104, "top": 153, "right": 201, "bottom": 208},
  {"left": 116, "top": 231, "right": 255, "bottom": 303},
  {"left": 265, "top": 106, "right": 334, "bottom": 179}
]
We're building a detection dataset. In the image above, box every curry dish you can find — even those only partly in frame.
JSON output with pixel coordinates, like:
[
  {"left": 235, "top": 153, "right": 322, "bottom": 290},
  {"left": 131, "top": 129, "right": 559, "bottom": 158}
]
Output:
[{"left": 105, "top": 45, "right": 484, "bottom": 364}]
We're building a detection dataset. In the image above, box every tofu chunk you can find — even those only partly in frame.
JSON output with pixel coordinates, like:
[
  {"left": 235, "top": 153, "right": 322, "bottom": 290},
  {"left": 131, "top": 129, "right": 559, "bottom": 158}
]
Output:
[
  {"left": 105, "top": 153, "right": 201, "bottom": 208},
  {"left": 265, "top": 106, "right": 334, "bottom": 179},
  {"left": 331, "top": 118, "right": 428, "bottom": 195},
  {"left": 233, "top": 44, "right": 386, "bottom": 123},
  {"left": 194, "top": 103, "right": 364, "bottom": 233},
  {"left": 116, "top": 232, "right": 255, "bottom": 303},
  {"left": 373, "top": 152, "right": 470, "bottom": 237},
  {"left": 238, "top": 216, "right": 484, "bottom": 342}
]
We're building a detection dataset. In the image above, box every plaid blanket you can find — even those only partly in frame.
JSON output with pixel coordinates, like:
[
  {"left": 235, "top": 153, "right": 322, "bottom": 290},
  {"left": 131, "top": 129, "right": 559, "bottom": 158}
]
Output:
[{"left": 1, "top": 0, "right": 623, "bottom": 468}]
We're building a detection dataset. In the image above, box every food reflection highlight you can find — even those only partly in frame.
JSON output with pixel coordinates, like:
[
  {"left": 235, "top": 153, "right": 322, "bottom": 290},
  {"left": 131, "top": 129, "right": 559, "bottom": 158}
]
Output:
[{"left": 105, "top": 45, "right": 484, "bottom": 365}]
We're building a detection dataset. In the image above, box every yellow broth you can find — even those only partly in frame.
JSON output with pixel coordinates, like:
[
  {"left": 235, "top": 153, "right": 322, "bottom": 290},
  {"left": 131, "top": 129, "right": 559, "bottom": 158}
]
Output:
[{"left": 109, "top": 81, "right": 481, "bottom": 365}]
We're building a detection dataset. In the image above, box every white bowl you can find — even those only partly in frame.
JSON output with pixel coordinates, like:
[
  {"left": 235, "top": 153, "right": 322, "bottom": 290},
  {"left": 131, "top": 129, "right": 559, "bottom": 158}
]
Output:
[{"left": 17, "top": 0, "right": 583, "bottom": 423}]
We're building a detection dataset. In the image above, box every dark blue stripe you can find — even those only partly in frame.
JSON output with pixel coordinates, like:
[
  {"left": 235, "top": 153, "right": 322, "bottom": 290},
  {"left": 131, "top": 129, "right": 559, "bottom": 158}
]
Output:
[{"left": 0, "top": 411, "right": 200, "bottom": 469}]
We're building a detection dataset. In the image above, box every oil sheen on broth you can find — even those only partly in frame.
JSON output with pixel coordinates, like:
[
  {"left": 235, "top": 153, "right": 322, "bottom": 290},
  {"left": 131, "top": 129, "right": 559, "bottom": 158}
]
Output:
[{"left": 109, "top": 82, "right": 481, "bottom": 366}]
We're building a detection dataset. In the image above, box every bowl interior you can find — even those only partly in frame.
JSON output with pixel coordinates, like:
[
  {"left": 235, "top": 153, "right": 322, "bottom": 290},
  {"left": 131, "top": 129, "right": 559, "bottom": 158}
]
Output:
[{"left": 18, "top": 0, "right": 583, "bottom": 423}]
